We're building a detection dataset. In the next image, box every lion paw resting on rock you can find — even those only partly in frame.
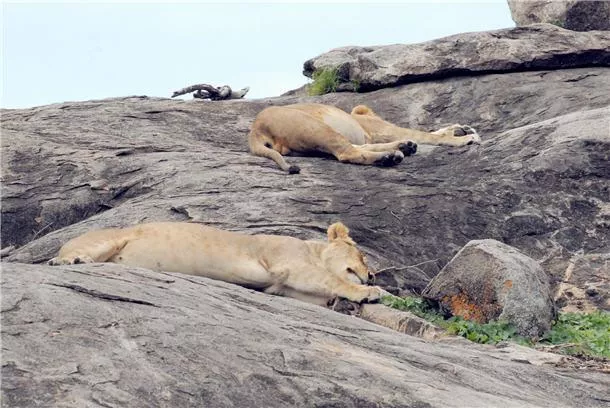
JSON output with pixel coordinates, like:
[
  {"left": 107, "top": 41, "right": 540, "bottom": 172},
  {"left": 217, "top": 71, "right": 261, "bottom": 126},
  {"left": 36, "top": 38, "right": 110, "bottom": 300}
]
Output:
[
  {"left": 48, "top": 221, "right": 387, "bottom": 306},
  {"left": 248, "top": 103, "right": 480, "bottom": 173}
]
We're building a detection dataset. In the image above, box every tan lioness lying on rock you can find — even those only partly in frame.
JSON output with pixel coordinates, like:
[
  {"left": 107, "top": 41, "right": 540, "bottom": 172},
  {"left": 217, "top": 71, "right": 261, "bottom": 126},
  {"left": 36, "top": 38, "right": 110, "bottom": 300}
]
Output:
[
  {"left": 248, "top": 103, "right": 480, "bottom": 173},
  {"left": 48, "top": 222, "right": 385, "bottom": 306}
]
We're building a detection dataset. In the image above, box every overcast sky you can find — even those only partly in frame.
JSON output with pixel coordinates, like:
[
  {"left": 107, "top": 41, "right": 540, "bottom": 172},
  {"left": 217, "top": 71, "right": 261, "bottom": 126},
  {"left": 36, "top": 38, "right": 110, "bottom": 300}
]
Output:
[{"left": 2, "top": 1, "right": 514, "bottom": 109}]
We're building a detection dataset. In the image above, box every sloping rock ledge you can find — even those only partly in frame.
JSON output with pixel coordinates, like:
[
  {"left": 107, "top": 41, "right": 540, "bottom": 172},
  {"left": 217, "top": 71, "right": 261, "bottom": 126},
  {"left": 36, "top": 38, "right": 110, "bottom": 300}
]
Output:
[{"left": 2, "top": 263, "right": 609, "bottom": 408}]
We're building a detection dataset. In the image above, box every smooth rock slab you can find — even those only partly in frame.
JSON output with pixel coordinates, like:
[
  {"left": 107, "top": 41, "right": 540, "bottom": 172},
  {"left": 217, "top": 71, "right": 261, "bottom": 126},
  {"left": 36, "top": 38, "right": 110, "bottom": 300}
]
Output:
[
  {"left": 422, "top": 239, "right": 555, "bottom": 338},
  {"left": 2, "top": 262, "right": 609, "bottom": 408}
]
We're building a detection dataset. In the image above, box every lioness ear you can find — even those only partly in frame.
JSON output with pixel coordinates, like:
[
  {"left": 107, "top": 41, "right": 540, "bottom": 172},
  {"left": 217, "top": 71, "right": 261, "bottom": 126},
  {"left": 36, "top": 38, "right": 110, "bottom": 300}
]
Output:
[
  {"left": 351, "top": 105, "right": 376, "bottom": 116},
  {"left": 327, "top": 222, "right": 350, "bottom": 242}
]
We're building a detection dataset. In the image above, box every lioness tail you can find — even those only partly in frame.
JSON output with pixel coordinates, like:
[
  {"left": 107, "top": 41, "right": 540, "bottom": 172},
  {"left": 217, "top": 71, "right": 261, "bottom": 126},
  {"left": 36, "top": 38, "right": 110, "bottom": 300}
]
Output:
[{"left": 248, "top": 131, "right": 300, "bottom": 174}]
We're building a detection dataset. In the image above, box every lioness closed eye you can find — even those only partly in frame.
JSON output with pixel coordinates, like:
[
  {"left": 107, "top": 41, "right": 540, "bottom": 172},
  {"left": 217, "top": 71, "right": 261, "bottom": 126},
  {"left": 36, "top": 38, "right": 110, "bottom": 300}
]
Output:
[
  {"left": 48, "top": 221, "right": 385, "bottom": 306},
  {"left": 248, "top": 103, "right": 480, "bottom": 173}
]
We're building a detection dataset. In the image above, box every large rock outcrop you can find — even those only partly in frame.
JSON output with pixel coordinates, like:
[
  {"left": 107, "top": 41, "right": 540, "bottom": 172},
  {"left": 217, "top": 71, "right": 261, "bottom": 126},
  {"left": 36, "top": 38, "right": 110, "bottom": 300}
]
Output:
[
  {"left": 3, "top": 263, "right": 609, "bottom": 408},
  {"left": 303, "top": 24, "right": 610, "bottom": 91},
  {"left": 3, "top": 68, "right": 608, "bottom": 311},
  {"left": 2, "top": 23, "right": 610, "bottom": 406},
  {"left": 422, "top": 239, "right": 555, "bottom": 338},
  {"left": 508, "top": 0, "right": 610, "bottom": 32}
]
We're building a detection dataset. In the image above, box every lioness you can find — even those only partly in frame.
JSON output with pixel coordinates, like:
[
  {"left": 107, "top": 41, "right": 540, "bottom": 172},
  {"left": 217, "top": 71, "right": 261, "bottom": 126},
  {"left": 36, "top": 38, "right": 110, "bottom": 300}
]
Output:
[
  {"left": 48, "top": 222, "right": 385, "bottom": 306},
  {"left": 248, "top": 103, "right": 480, "bottom": 173}
]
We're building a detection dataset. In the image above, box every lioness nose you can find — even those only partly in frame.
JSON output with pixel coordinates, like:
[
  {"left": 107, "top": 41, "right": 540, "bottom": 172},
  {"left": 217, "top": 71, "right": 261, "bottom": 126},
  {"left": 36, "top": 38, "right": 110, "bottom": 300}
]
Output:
[{"left": 367, "top": 272, "right": 374, "bottom": 283}]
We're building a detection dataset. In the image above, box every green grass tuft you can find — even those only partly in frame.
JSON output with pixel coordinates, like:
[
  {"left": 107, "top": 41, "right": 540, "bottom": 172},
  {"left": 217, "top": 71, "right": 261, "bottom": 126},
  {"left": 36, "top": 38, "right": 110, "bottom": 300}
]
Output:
[{"left": 308, "top": 68, "right": 339, "bottom": 96}]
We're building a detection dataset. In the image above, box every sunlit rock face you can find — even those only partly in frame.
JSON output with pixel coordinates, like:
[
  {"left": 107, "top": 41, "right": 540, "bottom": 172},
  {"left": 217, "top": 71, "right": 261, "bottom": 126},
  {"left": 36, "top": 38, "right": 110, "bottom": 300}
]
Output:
[{"left": 508, "top": 0, "right": 610, "bottom": 32}]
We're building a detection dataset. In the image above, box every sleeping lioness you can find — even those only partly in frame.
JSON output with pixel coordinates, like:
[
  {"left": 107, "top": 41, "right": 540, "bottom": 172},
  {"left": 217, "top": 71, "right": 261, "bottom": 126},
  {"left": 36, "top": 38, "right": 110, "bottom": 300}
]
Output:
[
  {"left": 48, "top": 222, "right": 385, "bottom": 306},
  {"left": 248, "top": 103, "right": 480, "bottom": 173}
]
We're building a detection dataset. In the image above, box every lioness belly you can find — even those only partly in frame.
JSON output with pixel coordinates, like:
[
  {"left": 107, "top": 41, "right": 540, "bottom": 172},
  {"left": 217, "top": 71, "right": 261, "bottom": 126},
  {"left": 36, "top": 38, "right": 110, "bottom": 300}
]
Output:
[
  {"left": 285, "top": 103, "right": 369, "bottom": 144},
  {"left": 321, "top": 112, "right": 368, "bottom": 145}
]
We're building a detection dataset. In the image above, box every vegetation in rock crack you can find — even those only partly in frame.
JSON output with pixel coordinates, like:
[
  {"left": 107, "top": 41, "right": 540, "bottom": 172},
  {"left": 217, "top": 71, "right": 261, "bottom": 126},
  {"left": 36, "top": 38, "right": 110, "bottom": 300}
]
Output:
[
  {"left": 444, "top": 317, "right": 531, "bottom": 346},
  {"left": 382, "top": 296, "right": 610, "bottom": 358},
  {"left": 381, "top": 295, "right": 529, "bottom": 344},
  {"left": 381, "top": 294, "right": 445, "bottom": 323},
  {"left": 539, "top": 311, "right": 610, "bottom": 358},
  {"left": 549, "top": 19, "right": 565, "bottom": 28},
  {"left": 308, "top": 67, "right": 339, "bottom": 96}
]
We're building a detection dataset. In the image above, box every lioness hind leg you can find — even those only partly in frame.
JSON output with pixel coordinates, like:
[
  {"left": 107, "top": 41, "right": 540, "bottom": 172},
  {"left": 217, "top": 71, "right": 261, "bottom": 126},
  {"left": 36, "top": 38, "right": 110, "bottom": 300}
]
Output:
[
  {"left": 358, "top": 141, "right": 418, "bottom": 157},
  {"left": 283, "top": 118, "right": 406, "bottom": 167},
  {"left": 337, "top": 147, "right": 405, "bottom": 167},
  {"left": 48, "top": 229, "right": 129, "bottom": 266}
]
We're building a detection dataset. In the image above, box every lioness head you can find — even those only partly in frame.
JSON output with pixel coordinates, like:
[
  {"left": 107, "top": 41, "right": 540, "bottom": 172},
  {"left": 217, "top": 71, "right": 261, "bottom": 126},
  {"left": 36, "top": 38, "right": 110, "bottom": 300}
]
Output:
[{"left": 324, "top": 222, "right": 374, "bottom": 285}]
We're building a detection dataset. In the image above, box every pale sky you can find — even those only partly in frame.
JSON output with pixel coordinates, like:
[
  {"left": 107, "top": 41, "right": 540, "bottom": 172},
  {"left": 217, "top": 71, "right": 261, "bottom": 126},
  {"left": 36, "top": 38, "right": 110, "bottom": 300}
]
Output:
[{"left": 1, "top": 1, "right": 514, "bottom": 109}]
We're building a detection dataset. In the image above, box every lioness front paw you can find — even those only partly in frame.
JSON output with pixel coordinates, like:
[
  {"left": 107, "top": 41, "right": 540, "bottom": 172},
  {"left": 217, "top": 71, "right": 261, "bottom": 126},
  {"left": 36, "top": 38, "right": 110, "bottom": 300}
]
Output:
[
  {"left": 375, "top": 151, "right": 404, "bottom": 167},
  {"left": 398, "top": 141, "right": 418, "bottom": 157},
  {"left": 48, "top": 255, "right": 95, "bottom": 266},
  {"left": 357, "top": 286, "right": 385, "bottom": 303}
]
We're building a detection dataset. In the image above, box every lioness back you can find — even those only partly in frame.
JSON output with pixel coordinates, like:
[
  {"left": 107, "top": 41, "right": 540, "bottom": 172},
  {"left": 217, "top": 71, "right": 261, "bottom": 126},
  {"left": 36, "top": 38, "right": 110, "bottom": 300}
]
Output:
[{"left": 105, "top": 222, "right": 304, "bottom": 283}]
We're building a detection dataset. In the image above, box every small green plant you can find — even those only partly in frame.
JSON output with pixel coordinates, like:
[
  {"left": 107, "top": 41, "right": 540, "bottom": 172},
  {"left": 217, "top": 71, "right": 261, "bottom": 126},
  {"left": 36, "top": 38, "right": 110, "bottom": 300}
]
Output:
[
  {"left": 445, "top": 317, "right": 531, "bottom": 346},
  {"left": 549, "top": 19, "right": 565, "bottom": 28},
  {"left": 539, "top": 311, "right": 610, "bottom": 358},
  {"left": 381, "top": 295, "right": 444, "bottom": 324},
  {"left": 308, "top": 67, "right": 339, "bottom": 96},
  {"left": 382, "top": 295, "right": 609, "bottom": 358}
]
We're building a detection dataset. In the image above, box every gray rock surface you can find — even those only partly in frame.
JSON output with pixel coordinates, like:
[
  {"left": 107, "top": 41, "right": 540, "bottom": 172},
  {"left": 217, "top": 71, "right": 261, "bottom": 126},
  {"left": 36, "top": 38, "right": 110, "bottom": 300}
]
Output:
[
  {"left": 508, "top": 0, "right": 610, "bottom": 32},
  {"left": 3, "top": 262, "right": 609, "bottom": 408},
  {"left": 554, "top": 252, "right": 610, "bottom": 313},
  {"left": 303, "top": 24, "right": 610, "bottom": 91},
  {"left": 3, "top": 68, "right": 608, "bottom": 311},
  {"left": 2, "top": 24, "right": 610, "bottom": 406},
  {"left": 359, "top": 303, "right": 445, "bottom": 340},
  {"left": 422, "top": 239, "right": 555, "bottom": 338}
]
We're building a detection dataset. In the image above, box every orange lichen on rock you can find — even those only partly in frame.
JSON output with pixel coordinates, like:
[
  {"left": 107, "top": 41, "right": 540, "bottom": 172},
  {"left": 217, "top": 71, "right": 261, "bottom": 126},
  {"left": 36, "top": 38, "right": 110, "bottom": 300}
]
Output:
[
  {"left": 442, "top": 286, "right": 504, "bottom": 324},
  {"left": 498, "top": 279, "right": 514, "bottom": 299},
  {"left": 442, "top": 293, "right": 486, "bottom": 323}
]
